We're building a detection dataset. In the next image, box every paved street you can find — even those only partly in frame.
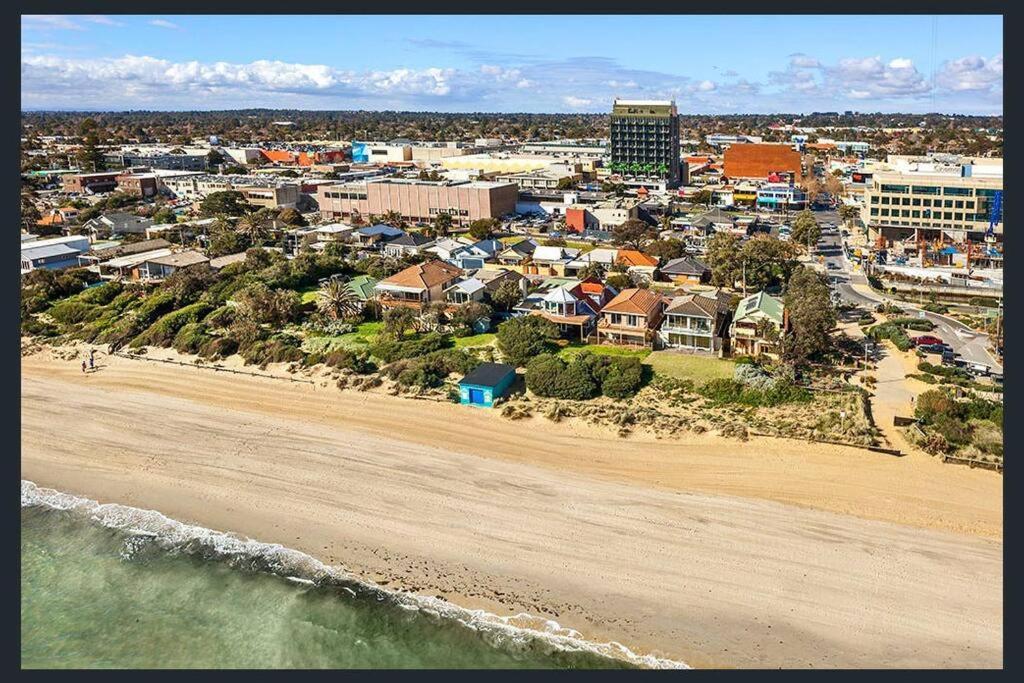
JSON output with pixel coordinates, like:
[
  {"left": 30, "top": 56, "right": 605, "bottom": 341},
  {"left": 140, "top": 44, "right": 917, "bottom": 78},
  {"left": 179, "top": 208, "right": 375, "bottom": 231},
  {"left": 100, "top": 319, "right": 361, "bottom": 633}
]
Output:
[{"left": 818, "top": 218, "right": 1002, "bottom": 372}]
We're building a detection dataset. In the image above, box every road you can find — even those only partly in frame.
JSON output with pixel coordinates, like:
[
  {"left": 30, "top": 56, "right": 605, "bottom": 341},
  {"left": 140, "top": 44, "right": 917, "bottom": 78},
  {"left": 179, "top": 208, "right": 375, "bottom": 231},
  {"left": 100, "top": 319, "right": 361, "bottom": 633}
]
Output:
[{"left": 816, "top": 221, "right": 1002, "bottom": 372}]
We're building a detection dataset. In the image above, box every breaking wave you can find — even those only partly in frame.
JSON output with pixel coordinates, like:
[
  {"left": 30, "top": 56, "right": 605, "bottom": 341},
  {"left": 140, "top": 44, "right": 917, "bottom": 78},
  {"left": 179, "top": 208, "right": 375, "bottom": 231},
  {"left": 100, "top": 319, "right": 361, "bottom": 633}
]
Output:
[{"left": 22, "top": 480, "right": 688, "bottom": 670}]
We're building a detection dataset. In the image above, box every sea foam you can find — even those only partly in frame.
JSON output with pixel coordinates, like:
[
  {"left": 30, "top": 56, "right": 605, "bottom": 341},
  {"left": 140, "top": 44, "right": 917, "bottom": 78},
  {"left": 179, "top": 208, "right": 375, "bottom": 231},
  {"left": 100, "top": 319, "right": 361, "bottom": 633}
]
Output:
[{"left": 22, "top": 480, "right": 688, "bottom": 670}]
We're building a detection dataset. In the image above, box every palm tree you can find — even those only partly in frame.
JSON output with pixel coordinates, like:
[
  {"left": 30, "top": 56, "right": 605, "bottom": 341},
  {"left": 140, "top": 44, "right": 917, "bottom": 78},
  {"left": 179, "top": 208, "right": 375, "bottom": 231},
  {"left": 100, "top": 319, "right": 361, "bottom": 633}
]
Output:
[
  {"left": 235, "top": 210, "right": 271, "bottom": 246},
  {"left": 316, "top": 279, "right": 361, "bottom": 320},
  {"left": 381, "top": 210, "right": 405, "bottom": 228}
]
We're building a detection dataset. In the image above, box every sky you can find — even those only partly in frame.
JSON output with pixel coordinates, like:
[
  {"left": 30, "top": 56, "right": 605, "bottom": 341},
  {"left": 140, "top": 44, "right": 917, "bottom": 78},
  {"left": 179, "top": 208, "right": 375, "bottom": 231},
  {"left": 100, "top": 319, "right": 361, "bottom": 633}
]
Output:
[{"left": 21, "top": 14, "right": 1003, "bottom": 114}]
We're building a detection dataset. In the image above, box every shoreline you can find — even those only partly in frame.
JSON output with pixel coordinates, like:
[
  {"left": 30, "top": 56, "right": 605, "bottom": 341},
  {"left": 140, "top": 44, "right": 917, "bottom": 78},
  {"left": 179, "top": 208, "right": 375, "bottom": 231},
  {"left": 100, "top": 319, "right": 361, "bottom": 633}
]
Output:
[
  {"left": 22, "top": 480, "right": 683, "bottom": 670},
  {"left": 21, "top": 347, "right": 1003, "bottom": 668}
]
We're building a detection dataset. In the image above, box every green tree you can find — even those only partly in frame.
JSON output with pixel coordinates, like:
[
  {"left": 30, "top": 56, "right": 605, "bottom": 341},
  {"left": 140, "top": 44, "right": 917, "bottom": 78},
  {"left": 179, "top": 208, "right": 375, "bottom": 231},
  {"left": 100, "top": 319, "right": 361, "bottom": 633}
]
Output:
[
  {"left": 467, "top": 218, "right": 499, "bottom": 241},
  {"left": 644, "top": 238, "right": 685, "bottom": 262},
  {"left": 277, "top": 207, "right": 307, "bottom": 227},
  {"left": 316, "top": 279, "right": 361, "bottom": 321},
  {"left": 234, "top": 283, "right": 301, "bottom": 327},
  {"left": 605, "top": 273, "right": 632, "bottom": 291},
  {"left": 151, "top": 207, "right": 177, "bottom": 225},
  {"left": 200, "top": 190, "right": 251, "bottom": 217},
  {"left": 790, "top": 210, "right": 821, "bottom": 250},
  {"left": 382, "top": 306, "right": 418, "bottom": 339},
  {"left": 490, "top": 278, "right": 524, "bottom": 311},
  {"left": 783, "top": 266, "right": 835, "bottom": 365},
  {"left": 431, "top": 212, "right": 453, "bottom": 237},
  {"left": 496, "top": 315, "right": 559, "bottom": 366},
  {"left": 235, "top": 210, "right": 272, "bottom": 246},
  {"left": 704, "top": 232, "right": 744, "bottom": 288},
  {"left": 610, "top": 219, "right": 657, "bottom": 250},
  {"left": 740, "top": 235, "right": 800, "bottom": 291},
  {"left": 555, "top": 176, "right": 577, "bottom": 190},
  {"left": 381, "top": 210, "right": 406, "bottom": 228},
  {"left": 690, "top": 188, "right": 713, "bottom": 208}
]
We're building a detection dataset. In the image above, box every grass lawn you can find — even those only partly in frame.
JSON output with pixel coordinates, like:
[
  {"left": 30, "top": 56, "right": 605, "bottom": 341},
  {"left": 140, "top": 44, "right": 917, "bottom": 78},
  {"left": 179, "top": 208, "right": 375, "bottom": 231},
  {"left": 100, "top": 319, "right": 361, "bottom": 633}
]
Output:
[
  {"left": 557, "top": 343, "right": 652, "bottom": 361},
  {"left": 453, "top": 332, "right": 496, "bottom": 348},
  {"left": 644, "top": 351, "right": 736, "bottom": 382},
  {"left": 302, "top": 321, "right": 384, "bottom": 353},
  {"left": 298, "top": 285, "right": 320, "bottom": 304}
]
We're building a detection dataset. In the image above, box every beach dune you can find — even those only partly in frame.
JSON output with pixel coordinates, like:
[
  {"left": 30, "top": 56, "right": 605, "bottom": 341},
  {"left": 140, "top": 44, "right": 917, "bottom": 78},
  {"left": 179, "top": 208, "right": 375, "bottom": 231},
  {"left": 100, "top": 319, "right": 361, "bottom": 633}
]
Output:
[{"left": 20, "top": 350, "right": 1003, "bottom": 668}]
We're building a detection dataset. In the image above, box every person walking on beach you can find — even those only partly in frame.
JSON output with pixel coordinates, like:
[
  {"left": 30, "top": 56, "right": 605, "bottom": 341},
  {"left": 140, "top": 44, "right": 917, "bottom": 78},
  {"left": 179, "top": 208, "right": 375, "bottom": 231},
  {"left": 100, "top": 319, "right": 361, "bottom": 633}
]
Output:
[
  {"left": 81, "top": 360, "right": 87, "bottom": 374},
  {"left": 89, "top": 348, "right": 96, "bottom": 365},
  {"left": 88, "top": 355, "right": 95, "bottom": 371}
]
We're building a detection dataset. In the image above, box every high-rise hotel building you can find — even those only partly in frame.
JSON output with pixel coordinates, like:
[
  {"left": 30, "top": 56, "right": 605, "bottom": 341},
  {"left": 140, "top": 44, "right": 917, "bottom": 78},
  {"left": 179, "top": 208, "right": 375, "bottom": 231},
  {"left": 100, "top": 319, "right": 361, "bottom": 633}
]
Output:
[{"left": 609, "top": 99, "right": 681, "bottom": 189}]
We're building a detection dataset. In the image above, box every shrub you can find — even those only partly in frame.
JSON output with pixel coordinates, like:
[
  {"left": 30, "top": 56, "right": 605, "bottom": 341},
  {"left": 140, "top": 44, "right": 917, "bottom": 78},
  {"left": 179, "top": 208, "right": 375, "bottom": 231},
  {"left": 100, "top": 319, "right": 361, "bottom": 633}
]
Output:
[
  {"left": 496, "top": 316, "right": 559, "bottom": 367},
  {"left": 889, "top": 316, "right": 936, "bottom": 332},
  {"left": 135, "top": 290, "right": 179, "bottom": 325},
  {"left": 600, "top": 356, "right": 645, "bottom": 399},
  {"left": 370, "top": 332, "right": 451, "bottom": 363},
  {"left": 914, "top": 389, "right": 960, "bottom": 423},
  {"left": 203, "top": 304, "right": 237, "bottom": 329},
  {"left": 524, "top": 353, "right": 600, "bottom": 400},
  {"left": 699, "top": 378, "right": 811, "bottom": 407},
  {"left": 172, "top": 322, "right": 211, "bottom": 355},
  {"left": 78, "top": 282, "right": 124, "bottom": 306},
  {"left": 867, "top": 322, "right": 911, "bottom": 351},
  {"left": 380, "top": 349, "right": 478, "bottom": 388},
  {"left": 21, "top": 317, "right": 59, "bottom": 337},
  {"left": 198, "top": 336, "right": 239, "bottom": 360},
  {"left": 130, "top": 302, "right": 214, "bottom": 348},
  {"left": 48, "top": 300, "right": 100, "bottom": 325},
  {"left": 734, "top": 363, "right": 777, "bottom": 390},
  {"left": 321, "top": 348, "right": 375, "bottom": 374},
  {"left": 238, "top": 337, "right": 305, "bottom": 368}
]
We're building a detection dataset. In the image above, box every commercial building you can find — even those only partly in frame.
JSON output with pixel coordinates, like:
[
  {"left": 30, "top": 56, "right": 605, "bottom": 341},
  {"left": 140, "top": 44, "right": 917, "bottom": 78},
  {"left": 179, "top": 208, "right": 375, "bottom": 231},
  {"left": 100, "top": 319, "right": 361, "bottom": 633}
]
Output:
[
  {"left": 862, "top": 155, "right": 1003, "bottom": 244},
  {"left": 723, "top": 143, "right": 803, "bottom": 183},
  {"left": 104, "top": 150, "right": 210, "bottom": 171},
  {"left": 756, "top": 184, "right": 808, "bottom": 212},
  {"left": 317, "top": 178, "right": 518, "bottom": 226},
  {"left": 62, "top": 171, "right": 120, "bottom": 194},
  {"left": 441, "top": 153, "right": 556, "bottom": 175},
  {"left": 161, "top": 174, "right": 300, "bottom": 209},
  {"left": 115, "top": 171, "right": 160, "bottom": 198},
  {"left": 609, "top": 99, "right": 681, "bottom": 188}
]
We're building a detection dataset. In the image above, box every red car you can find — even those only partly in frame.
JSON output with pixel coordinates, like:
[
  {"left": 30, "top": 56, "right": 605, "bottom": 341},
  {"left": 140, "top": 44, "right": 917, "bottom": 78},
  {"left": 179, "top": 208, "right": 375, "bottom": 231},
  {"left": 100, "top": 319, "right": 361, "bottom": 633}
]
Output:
[{"left": 912, "top": 335, "right": 943, "bottom": 347}]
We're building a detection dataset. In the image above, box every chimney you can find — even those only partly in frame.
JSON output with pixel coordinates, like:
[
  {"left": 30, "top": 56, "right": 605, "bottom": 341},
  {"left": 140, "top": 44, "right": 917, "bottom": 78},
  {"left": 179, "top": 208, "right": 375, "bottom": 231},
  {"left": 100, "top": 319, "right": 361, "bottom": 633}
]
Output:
[{"left": 519, "top": 276, "right": 529, "bottom": 298}]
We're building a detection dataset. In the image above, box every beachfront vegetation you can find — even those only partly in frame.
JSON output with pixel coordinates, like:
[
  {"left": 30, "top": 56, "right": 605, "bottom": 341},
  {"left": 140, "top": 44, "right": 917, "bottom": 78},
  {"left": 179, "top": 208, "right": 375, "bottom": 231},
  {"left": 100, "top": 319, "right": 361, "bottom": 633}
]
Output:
[
  {"left": 911, "top": 388, "right": 1003, "bottom": 460},
  {"left": 495, "top": 316, "right": 559, "bottom": 367},
  {"left": 526, "top": 352, "right": 646, "bottom": 400}
]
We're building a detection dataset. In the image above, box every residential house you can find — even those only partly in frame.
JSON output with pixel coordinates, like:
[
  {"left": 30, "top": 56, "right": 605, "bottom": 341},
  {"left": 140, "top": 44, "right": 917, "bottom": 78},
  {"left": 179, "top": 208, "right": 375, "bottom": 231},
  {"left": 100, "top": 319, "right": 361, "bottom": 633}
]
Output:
[
  {"left": 426, "top": 237, "right": 468, "bottom": 262},
  {"left": 20, "top": 235, "right": 91, "bottom": 274},
  {"left": 563, "top": 247, "right": 618, "bottom": 278},
  {"left": 730, "top": 291, "right": 787, "bottom": 358},
  {"left": 444, "top": 277, "right": 487, "bottom": 305},
  {"left": 374, "top": 260, "right": 463, "bottom": 309},
  {"left": 82, "top": 212, "right": 155, "bottom": 239},
  {"left": 659, "top": 256, "right": 711, "bottom": 285},
  {"left": 314, "top": 223, "right": 356, "bottom": 243},
  {"left": 523, "top": 245, "right": 580, "bottom": 277},
  {"left": 495, "top": 238, "right": 538, "bottom": 268},
  {"left": 382, "top": 233, "right": 436, "bottom": 258},
  {"left": 515, "top": 281, "right": 600, "bottom": 341},
  {"left": 353, "top": 224, "right": 404, "bottom": 249},
  {"left": 136, "top": 250, "right": 210, "bottom": 281},
  {"left": 659, "top": 290, "right": 733, "bottom": 355},
  {"left": 616, "top": 249, "right": 659, "bottom": 282},
  {"left": 208, "top": 252, "right": 249, "bottom": 271},
  {"left": 597, "top": 288, "right": 665, "bottom": 347},
  {"left": 346, "top": 274, "right": 379, "bottom": 302}
]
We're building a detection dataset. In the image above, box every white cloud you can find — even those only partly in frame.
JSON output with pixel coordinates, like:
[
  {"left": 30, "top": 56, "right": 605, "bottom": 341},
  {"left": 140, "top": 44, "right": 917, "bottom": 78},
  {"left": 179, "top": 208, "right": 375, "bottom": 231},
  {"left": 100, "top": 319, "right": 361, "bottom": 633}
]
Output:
[
  {"left": 788, "top": 53, "right": 821, "bottom": 69},
  {"left": 826, "top": 56, "right": 930, "bottom": 98},
  {"left": 148, "top": 19, "right": 180, "bottom": 30},
  {"left": 888, "top": 57, "right": 913, "bottom": 69},
  {"left": 696, "top": 80, "right": 716, "bottom": 92},
  {"left": 936, "top": 54, "right": 1002, "bottom": 93},
  {"left": 562, "top": 95, "right": 592, "bottom": 108},
  {"left": 83, "top": 16, "right": 124, "bottom": 27},
  {"left": 21, "top": 54, "right": 475, "bottom": 107},
  {"left": 21, "top": 15, "right": 85, "bottom": 31}
]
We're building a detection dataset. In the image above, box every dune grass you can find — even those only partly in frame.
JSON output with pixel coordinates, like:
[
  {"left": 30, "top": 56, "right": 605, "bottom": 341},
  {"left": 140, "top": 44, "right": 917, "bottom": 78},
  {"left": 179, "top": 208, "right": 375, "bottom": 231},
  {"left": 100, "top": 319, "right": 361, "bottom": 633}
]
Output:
[{"left": 644, "top": 351, "right": 736, "bottom": 382}]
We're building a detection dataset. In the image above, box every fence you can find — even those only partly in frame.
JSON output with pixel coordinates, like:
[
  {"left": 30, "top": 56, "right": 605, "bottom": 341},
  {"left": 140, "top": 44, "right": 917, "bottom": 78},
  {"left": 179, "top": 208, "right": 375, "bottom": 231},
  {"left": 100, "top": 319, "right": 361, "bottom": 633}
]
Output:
[
  {"left": 114, "top": 352, "right": 317, "bottom": 385},
  {"left": 941, "top": 454, "right": 1003, "bottom": 473}
]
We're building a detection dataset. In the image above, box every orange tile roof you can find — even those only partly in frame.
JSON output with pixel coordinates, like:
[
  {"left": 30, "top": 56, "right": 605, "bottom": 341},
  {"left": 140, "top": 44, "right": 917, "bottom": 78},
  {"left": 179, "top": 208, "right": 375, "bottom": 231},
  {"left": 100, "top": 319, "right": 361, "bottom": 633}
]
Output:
[
  {"left": 37, "top": 213, "right": 64, "bottom": 226},
  {"left": 616, "top": 250, "right": 658, "bottom": 268},
  {"left": 579, "top": 280, "right": 605, "bottom": 295},
  {"left": 382, "top": 260, "right": 463, "bottom": 290},
  {"left": 601, "top": 288, "right": 664, "bottom": 316}
]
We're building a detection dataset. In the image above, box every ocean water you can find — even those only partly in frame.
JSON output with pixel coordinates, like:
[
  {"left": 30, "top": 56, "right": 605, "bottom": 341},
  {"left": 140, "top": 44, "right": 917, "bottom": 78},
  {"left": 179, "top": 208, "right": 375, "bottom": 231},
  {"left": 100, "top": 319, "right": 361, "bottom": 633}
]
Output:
[{"left": 22, "top": 482, "right": 680, "bottom": 669}]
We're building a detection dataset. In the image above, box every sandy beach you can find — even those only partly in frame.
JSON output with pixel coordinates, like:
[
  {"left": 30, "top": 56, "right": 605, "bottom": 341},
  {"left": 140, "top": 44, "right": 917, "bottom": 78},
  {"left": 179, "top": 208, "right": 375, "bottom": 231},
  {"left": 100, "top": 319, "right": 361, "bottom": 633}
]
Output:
[{"left": 21, "top": 347, "right": 1003, "bottom": 668}]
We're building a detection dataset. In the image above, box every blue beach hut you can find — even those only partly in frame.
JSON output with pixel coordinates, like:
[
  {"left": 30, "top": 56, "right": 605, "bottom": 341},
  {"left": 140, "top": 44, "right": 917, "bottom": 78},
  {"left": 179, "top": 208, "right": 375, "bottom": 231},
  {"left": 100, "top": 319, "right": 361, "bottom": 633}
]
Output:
[{"left": 458, "top": 363, "right": 516, "bottom": 408}]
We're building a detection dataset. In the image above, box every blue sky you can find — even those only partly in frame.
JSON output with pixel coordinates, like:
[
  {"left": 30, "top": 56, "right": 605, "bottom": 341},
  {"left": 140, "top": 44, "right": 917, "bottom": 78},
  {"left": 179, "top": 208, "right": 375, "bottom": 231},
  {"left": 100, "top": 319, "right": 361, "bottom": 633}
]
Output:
[{"left": 21, "top": 15, "right": 1003, "bottom": 114}]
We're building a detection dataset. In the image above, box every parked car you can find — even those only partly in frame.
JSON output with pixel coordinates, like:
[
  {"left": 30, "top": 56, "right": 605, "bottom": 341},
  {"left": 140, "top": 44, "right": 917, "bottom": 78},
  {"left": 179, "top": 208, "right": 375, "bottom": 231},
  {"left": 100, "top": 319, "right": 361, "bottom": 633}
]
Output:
[
  {"left": 911, "top": 335, "right": 944, "bottom": 347},
  {"left": 918, "top": 343, "right": 953, "bottom": 355},
  {"left": 941, "top": 348, "right": 959, "bottom": 366}
]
